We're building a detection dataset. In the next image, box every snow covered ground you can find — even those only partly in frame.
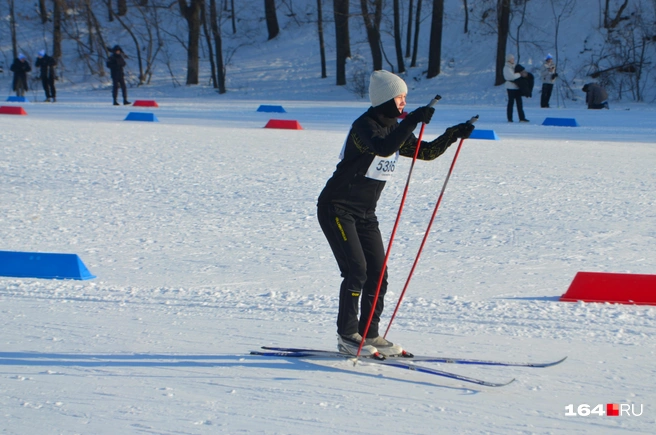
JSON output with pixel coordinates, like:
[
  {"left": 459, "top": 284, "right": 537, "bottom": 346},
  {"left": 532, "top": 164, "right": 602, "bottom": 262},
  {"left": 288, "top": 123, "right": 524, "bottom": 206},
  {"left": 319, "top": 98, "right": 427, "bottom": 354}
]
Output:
[{"left": 1, "top": 91, "right": 655, "bottom": 434}]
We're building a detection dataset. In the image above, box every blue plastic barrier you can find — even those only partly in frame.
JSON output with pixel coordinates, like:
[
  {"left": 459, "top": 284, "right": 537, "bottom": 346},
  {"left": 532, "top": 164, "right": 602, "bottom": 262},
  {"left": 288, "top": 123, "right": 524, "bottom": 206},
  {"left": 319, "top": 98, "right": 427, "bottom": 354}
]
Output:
[
  {"left": 0, "top": 250, "right": 96, "bottom": 280},
  {"left": 542, "top": 117, "right": 579, "bottom": 127},
  {"left": 125, "top": 112, "right": 159, "bottom": 122},
  {"left": 6, "top": 96, "right": 28, "bottom": 103},
  {"left": 468, "top": 129, "right": 499, "bottom": 140},
  {"left": 257, "top": 105, "right": 286, "bottom": 113}
]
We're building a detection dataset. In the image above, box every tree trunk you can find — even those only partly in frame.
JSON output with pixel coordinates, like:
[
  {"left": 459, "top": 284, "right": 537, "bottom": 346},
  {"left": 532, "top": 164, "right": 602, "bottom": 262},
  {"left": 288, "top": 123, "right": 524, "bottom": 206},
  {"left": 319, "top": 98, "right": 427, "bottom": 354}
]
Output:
[
  {"left": 393, "top": 0, "right": 405, "bottom": 73},
  {"left": 39, "top": 0, "right": 48, "bottom": 24},
  {"left": 10, "top": 0, "right": 17, "bottom": 58},
  {"left": 411, "top": 0, "right": 422, "bottom": 67},
  {"left": 108, "top": 0, "right": 114, "bottom": 21},
  {"left": 463, "top": 0, "right": 469, "bottom": 33},
  {"left": 209, "top": 0, "right": 226, "bottom": 93},
  {"left": 361, "top": 0, "right": 383, "bottom": 71},
  {"left": 427, "top": 0, "right": 443, "bottom": 78},
  {"left": 230, "top": 0, "right": 236, "bottom": 34},
  {"left": 201, "top": 2, "right": 217, "bottom": 88},
  {"left": 53, "top": 0, "right": 62, "bottom": 60},
  {"left": 405, "top": 0, "right": 413, "bottom": 58},
  {"left": 333, "top": 0, "right": 350, "bottom": 85},
  {"left": 117, "top": 0, "right": 127, "bottom": 16},
  {"left": 178, "top": 0, "right": 203, "bottom": 85},
  {"left": 317, "top": 0, "right": 327, "bottom": 78},
  {"left": 494, "top": 0, "right": 510, "bottom": 86},
  {"left": 265, "top": 0, "right": 280, "bottom": 40}
]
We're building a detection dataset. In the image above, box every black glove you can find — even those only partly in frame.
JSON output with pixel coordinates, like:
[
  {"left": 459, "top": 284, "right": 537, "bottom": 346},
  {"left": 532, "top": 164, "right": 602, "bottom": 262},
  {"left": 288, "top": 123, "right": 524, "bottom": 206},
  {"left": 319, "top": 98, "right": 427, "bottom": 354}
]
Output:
[
  {"left": 552, "top": 73, "right": 558, "bottom": 79},
  {"left": 406, "top": 105, "right": 435, "bottom": 125},
  {"left": 447, "top": 122, "right": 475, "bottom": 139}
]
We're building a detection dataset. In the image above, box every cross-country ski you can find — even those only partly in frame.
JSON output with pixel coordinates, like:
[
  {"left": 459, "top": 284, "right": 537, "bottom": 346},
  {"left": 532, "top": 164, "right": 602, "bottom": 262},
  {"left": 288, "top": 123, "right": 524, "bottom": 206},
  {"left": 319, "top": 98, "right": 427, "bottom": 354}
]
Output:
[
  {"left": 251, "top": 349, "right": 516, "bottom": 387},
  {"left": 256, "top": 346, "right": 567, "bottom": 368}
]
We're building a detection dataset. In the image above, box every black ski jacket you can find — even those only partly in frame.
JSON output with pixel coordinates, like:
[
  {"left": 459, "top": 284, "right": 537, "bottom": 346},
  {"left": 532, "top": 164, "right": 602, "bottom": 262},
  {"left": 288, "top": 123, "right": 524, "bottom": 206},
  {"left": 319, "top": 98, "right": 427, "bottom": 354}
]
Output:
[
  {"left": 10, "top": 59, "right": 31, "bottom": 91},
  {"left": 318, "top": 105, "right": 458, "bottom": 218},
  {"left": 36, "top": 55, "right": 56, "bottom": 79},
  {"left": 106, "top": 53, "right": 126, "bottom": 80}
]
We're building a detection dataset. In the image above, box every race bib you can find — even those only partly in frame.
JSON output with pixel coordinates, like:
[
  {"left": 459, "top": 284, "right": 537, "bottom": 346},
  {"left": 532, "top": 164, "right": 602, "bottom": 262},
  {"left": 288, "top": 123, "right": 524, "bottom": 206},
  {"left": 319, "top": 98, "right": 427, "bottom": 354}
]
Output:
[{"left": 365, "top": 152, "right": 399, "bottom": 181}]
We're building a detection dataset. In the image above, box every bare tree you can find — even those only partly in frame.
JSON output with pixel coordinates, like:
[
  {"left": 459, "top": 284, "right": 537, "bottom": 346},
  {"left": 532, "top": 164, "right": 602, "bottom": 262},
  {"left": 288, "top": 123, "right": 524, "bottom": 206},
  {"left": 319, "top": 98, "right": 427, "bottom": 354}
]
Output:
[
  {"left": 39, "top": 0, "right": 48, "bottom": 24},
  {"left": 411, "top": 0, "right": 422, "bottom": 67},
  {"left": 549, "top": 0, "right": 576, "bottom": 70},
  {"left": 265, "top": 0, "right": 280, "bottom": 40},
  {"left": 512, "top": 0, "right": 528, "bottom": 61},
  {"left": 427, "top": 0, "right": 444, "bottom": 78},
  {"left": 494, "top": 0, "right": 511, "bottom": 86},
  {"left": 334, "top": 0, "right": 350, "bottom": 85},
  {"left": 53, "top": 0, "right": 63, "bottom": 60},
  {"left": 317, "top": 0, "right": 327, "bottom": 78},
  {"left": 132, "top": 2, "right": 164, "bottom": 85},
  {"left": 228, "top": 0, "right": 236, "bottom": 34},
  {"left": 201, "top": 2, "right": 217, "bottom": 88},
  {"left": 604, "top": 0, "right": 630, "bottom": 29},
  {"left": 361, "top": 0, "right": 383, "bottom": 71},
  {"left": 209, "top": 0, "right": 227, "bottom": 93},
  {"left": 117, "top": 0, "right": 128, "bottom": 17},
  {"left": 178, "top": 0, "right": 204, "bottom": 85},
  {"left": 405, "top": 0, "right": 413, "bottom": 57},
  {"left": 393, "top": 0, "right": 405, "bottom": 73},
  {"left": 9, "top": 0, "right": 17, "bottom": 58}
]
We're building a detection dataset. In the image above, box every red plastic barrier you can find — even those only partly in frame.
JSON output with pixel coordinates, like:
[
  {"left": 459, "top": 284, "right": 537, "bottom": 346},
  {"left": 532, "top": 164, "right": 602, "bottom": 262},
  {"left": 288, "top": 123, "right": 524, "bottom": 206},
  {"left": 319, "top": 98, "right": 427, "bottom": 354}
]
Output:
[
  {"left": 560, "top": 272, "right": 656, "bottom": 305},
  {"left": 264, "top": 119, "right": 303, "bottom": 130},
  {"left": 0, "top": 106, "right": 27, "bottom": 115},
  {"left": 133, "top": 100, "right": 159, "bottom": 107}
]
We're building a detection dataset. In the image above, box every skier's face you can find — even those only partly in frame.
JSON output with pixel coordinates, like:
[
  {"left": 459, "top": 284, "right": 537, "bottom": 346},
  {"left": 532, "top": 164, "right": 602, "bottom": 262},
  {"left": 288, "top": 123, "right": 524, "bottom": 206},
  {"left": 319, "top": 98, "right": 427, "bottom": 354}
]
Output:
[{"left": 394, "top": 94, "right": 406, "bottom": 113}]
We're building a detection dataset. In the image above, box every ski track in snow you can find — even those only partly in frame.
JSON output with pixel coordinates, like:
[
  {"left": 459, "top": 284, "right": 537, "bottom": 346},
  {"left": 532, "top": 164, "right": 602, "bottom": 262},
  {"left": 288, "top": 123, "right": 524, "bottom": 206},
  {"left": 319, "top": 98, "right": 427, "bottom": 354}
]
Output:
[{"left": 1, "top": 100, "right": 655, "bottom": 434}]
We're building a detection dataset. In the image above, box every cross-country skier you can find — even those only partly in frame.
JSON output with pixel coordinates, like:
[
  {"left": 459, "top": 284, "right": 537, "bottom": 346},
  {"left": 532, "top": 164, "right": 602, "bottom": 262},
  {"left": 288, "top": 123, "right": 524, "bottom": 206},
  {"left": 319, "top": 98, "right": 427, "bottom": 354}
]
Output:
[{"left": 317, "top": 70, "right": 475, "bottom": 357}]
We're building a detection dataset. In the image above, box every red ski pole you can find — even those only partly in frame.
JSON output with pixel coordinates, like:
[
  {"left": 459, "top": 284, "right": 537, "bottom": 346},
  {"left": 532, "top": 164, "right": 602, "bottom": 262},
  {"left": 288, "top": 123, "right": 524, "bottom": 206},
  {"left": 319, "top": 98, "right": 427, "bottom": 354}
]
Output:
[
  {"left": 355, "top": 95, "right": 442, "bottom": 360},
  {"left": 384, "top": 115, "right": 479, "bottom": 338}
]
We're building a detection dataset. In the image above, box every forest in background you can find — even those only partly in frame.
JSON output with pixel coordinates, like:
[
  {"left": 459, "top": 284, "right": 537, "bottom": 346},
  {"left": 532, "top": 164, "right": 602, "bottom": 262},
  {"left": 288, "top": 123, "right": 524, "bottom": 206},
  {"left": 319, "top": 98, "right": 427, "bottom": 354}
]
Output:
[{"left": 1, "top": 0, "right": 655, "bottom": 102}]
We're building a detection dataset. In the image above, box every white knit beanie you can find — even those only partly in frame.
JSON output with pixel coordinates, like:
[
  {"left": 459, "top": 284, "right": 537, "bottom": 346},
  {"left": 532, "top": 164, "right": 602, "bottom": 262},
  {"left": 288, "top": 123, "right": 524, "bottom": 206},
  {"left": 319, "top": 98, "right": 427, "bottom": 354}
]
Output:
[{"left": 368, "top": 70, "right": 408, "bottom": 107}]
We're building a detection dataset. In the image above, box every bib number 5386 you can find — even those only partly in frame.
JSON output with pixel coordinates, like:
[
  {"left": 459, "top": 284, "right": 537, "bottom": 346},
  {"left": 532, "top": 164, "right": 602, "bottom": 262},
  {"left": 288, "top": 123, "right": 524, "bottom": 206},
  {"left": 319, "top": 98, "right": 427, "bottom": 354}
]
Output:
[
  {"left": 376, "top": 159, "right": 395, "bottom": 173},
  {"left": 365, "top": 152, "right": 399, "bottom": 181}
]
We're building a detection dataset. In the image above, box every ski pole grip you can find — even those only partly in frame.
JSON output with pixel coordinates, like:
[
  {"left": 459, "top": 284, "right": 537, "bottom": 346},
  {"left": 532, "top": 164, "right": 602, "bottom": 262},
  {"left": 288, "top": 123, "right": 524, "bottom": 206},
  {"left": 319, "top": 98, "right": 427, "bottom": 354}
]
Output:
[
  {"left": 467, "top": 115, "right": 479, "bottom": 125},
  {"left": 428, "top": 95, "right": 442, "bottom": 107}
]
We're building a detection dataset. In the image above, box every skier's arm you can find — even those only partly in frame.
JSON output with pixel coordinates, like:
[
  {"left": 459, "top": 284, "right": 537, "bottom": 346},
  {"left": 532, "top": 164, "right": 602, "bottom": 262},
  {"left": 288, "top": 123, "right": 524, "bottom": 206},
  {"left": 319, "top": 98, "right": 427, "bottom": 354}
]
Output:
[
  {"left": 399, "top": 123, "right": 475, "bottom": 161},
  {"left": 350, "top": 115, "right": 416, "bottom": 157}
]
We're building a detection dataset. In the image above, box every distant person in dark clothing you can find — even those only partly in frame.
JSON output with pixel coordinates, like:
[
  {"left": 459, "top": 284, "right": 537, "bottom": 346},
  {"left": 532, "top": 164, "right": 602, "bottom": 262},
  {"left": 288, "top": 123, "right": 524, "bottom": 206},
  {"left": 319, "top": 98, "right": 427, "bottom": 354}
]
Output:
[
  {"left": 10, "top": 54, "right": 31, "bottom": 97},
  {"left": 540, "top": 54, "right": 557, "bottom": 108},
  {"left": 582, "top": 83, "right": 609, "bottom": 109},
  {"left": 503, "top": 54, "right": 529, "bottom": 123},
  {"left": 106, "top": 45, "right": 131, "bottom": 106},
  {"left": 36, "top": 50, "right": 57, "bottom": 102}
]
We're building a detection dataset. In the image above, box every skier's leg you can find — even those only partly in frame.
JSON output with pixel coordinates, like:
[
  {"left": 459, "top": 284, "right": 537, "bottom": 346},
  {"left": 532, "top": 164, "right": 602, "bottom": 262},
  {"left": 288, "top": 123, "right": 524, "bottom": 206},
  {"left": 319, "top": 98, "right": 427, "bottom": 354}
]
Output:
[
  {"left": 317, "top": 205, "right": 367, "bottom": 337},
  {"left": 357, "top": 216, "right": 387, "bottom": 339}
]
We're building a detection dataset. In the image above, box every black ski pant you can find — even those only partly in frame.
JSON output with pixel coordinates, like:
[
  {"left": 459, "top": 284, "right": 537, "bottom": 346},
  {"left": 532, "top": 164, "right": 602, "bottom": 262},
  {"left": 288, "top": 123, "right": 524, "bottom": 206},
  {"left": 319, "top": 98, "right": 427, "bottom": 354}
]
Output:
[
  {"left": 506, "top": 89, "right": 526, "bottom": 122},
  {"left": 541, "top": 83, "right": 553, "bottom": 108},
  {"left": 42, "top": 76, "right": 56, "bottom": 99},
  {"left": 317, "top": 205, "right": 387, "bottom": 338},
  {"left": 112, "top": 77, "right": 128, "bottom": 103}
]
